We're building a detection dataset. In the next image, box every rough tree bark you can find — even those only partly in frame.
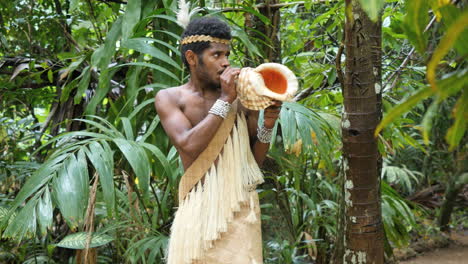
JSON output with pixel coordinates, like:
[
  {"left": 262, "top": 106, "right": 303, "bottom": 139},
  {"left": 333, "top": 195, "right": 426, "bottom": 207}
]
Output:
[{"left": 340, "top": 0, "right": 384, "bottom": 263}]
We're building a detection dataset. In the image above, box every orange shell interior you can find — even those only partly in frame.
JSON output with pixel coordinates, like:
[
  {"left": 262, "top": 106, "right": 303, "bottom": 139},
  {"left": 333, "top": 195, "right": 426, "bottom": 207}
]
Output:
[{"left": 259, "top": 68, "right": 288, "bottom": 94}]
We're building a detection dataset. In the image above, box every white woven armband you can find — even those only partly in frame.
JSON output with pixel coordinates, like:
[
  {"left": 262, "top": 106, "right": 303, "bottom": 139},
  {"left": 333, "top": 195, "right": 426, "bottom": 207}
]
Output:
[
  {"left": 257, "top": 125, "right": 273, "bottom": 143},
  {"left": 208, "top": 99, "right": 231, "bottom": 119}
]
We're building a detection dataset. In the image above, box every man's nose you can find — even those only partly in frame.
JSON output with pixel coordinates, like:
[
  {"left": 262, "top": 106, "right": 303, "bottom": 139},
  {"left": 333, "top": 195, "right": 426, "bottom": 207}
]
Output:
[{"left": 221, "top": 56, "right": 230, "bottom": 67}]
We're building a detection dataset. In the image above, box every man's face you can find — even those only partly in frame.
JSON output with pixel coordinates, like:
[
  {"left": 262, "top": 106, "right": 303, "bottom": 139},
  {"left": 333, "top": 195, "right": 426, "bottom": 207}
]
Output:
[{"left": 194, "top": 43, "right": 230, "bottom": 88}]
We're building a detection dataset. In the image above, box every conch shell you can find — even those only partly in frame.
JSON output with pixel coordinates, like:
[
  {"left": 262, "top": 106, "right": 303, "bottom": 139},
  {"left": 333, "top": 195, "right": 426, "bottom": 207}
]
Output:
[{"left": 236, "top": 63, "right": 298, "bottom": 110}]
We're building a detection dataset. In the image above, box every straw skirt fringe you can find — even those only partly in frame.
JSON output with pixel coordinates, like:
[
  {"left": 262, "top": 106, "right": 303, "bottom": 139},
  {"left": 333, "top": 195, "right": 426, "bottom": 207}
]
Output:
[{"left": 167, "top": 114, "right": 264, "bottom": 264}]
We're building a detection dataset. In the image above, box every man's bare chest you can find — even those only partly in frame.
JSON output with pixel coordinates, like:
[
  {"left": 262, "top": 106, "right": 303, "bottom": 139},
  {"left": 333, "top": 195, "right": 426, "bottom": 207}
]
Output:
[{"left": 181, "top": 98, "right": 218, "bottom": 127}]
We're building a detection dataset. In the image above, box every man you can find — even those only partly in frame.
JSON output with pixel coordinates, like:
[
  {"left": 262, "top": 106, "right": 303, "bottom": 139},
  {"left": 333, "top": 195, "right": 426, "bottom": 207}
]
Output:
[{"left": 155, "top": 17, "right": 280, "bottom": 264}]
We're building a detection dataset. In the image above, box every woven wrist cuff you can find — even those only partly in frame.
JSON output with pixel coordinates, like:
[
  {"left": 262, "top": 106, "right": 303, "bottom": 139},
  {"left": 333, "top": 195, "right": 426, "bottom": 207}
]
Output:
[
  {"left": 257, "top": 125, "right": 273, "bottom": 143},
  {"left": 208, "top": 99, "right": 231, "bottom": 119}
]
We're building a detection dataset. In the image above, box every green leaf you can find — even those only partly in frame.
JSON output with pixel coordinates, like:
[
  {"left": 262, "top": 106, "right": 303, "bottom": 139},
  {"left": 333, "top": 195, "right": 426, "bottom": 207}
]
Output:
[
  {"left": 122, "top": 0, "right": 141, "bottom": 41},
  {"left": 358, "top": 0, "right": 385, "bottom": 22},
  {"left": 56, "top": 232, "right": 114, "bottom": 249},
  {"left": 85, "top": 141, "right": 115, "bottom": 217},
  {"left": 121, "top": 38, "right": 181, "bottom": 69},
  {"left": 446, "top": 89, "right": 468, "bottom": 150},
  {"left": 402, "top": 0, "right": 429, "bottom": 54},
  {"left": 124, "top": 61, "right": 142, "bottom": 100},
  {"left": 3, "top": 198, "right": 38, "bottom": 240},
  {"left": 121, "top": 117, "right": 135, "bottom": 140},
  {"left": 0, "top": 206, "right": 16, "bottom": 226},
  {"left": 2, "top": 153, "right": 68, "bottom": 226},
  {"left": 115, "top": 62, "right": 180, "bottom": 83},
  {"left": 375, "top": 86, "right": 434, "bottom": 136},
  {"left": 138, "top": 116, "right": 160, "bottom": 143},
  {"left": 69, "top": 0, "right": 79, "bottom": 12},
  {"left": 437, "top": 69, "right": 468, "bottom": 100},
  {"left": 427, "top": 10, "right": 468, "bottom": 90},
  {"left": 420, "top": 99, "right": 440, "bottom": 145},
  {"left": 53, "top": 150, "right": 89, "bottom": 229},
  {"left": 128, "top": 98, "right": 155, "bottom": 120},
  {"left": 36, "top": 187, "right": 53, "bottom": 236},
  {"left": 114, "top": 138, "right": 151, "bottom": 199},
  {"left": 98, "top": 17, "right": 123, "bottom": 70},
  {"left": 47, "top": 69, "right": 53, "bottom": 83},
  {"left": 140, "top": 142, "right": 172, "bottom": 181},
  {"left": 74, "top": 66, "right": 91, "bottom": 104},
  {"left": 439, "top": 5, "right": 468, "bottom": 56},
  {"left": 85, "top": 67, "right": 119, "bottom": 115}
]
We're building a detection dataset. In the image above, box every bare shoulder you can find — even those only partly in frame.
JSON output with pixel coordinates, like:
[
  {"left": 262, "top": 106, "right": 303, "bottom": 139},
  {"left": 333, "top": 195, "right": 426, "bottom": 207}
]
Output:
[
  {"left": 155, "top": 86, "right": 180, "bottom": 105},
  {"left": 154, "top": 86, "right": 185, "bottom": 114}
]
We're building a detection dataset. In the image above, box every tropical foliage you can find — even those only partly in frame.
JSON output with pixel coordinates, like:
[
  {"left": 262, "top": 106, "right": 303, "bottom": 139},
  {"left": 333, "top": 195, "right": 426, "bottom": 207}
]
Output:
[{"left": 0, "top": 0, "right": 466, "bottom": 263}]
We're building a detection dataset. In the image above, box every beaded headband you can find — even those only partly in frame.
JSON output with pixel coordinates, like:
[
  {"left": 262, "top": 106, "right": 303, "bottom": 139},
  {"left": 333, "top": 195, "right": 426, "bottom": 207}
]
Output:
[{"left": 180, "top": 35, "right": 230, "bottom": 45}]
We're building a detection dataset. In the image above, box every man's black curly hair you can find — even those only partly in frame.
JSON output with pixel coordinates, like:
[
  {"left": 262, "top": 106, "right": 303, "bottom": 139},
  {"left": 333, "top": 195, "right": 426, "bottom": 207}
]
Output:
[{"left": 180, "top": 17, "right": 231, "bottom": 71}]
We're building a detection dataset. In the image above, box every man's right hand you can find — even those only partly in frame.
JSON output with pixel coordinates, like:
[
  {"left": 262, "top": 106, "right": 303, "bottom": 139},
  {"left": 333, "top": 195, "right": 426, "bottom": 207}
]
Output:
[{"left": 219, "top": 66, "right": 240, "bottom": 103}]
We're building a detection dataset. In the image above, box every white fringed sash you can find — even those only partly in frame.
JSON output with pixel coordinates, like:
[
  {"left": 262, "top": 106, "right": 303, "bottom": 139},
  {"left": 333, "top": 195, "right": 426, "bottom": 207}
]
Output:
[{"left": 167, "top": 114, "right": 264, "bottom": 264}]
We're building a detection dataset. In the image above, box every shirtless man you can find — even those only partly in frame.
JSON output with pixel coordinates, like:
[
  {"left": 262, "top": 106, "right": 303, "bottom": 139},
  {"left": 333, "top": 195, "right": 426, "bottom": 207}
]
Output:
[
  {"left": 155, "top": 17, "right": 280, "bottom": 170},
  {"left": 155, "top": 17, "right": 280, "bottom": 264}
]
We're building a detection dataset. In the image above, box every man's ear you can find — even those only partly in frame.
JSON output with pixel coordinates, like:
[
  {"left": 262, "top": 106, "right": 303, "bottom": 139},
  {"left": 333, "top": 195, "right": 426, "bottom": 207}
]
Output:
[{"left": 185, "top": 50, "right": 197, "bottom": 68}]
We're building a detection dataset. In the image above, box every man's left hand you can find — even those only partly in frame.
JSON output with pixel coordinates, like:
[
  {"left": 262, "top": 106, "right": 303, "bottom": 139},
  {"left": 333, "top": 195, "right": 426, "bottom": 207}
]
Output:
[{"left": 264, "top": 101, "right": 282, "bottom": 129}]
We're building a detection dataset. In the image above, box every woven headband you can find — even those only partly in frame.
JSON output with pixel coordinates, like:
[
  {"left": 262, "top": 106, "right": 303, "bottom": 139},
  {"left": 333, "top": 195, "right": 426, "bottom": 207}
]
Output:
[{"left": 180, "top": 35, "right": 230, "bottom": 45}]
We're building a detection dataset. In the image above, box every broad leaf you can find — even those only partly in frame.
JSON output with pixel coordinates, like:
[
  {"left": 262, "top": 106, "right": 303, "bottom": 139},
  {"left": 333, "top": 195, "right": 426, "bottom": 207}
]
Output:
[
  {"left": 53, "top": 150, "right": 89, "bottom": 229},
  {"left": 56, "top": 232, "right": 114, "bottom": 249},
  {"left": 114, "top": 138, "right": 151, "bottom": 199},
  {"left": 2, "top": 198, "right": 38, "bottom": 240},
  {"left": 85, "top": 141, "right": 115, "bottom": 217},
  {"left": 36, "top": 187, "right": 53, "bottom": 236}
]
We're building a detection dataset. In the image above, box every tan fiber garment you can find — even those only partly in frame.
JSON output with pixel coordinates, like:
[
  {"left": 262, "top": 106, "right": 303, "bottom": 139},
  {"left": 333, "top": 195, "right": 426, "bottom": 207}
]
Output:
[
  {"left": 167, "top": 106, "right": 265, "bottom": 264},
  {"left": 201, "top": 192, "right": 263, "bottom": 264}
]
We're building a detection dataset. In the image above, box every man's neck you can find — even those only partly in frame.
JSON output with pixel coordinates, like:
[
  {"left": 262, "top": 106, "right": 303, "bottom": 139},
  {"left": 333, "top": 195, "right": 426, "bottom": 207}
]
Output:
[{"left": 187, "top": 77, "right": 220, "bottom": 99}]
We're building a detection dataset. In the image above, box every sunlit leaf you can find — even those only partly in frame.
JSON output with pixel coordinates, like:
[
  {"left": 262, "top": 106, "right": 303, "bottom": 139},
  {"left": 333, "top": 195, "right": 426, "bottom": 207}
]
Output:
[
  {"left": 375, "top": 87, "right": 434, "bottom": 136},
  {"left": 358, "top": 0, "right": 385, "bottom": 22},
  {"left": 427, "top": 10, "right": 468, "bottom": 91}
]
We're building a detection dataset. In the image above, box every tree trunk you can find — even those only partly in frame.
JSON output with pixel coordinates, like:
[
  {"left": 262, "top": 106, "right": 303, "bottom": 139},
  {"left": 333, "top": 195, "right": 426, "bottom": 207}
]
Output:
[
  {"left": 340, "top": 0, "right": 384, "bottom": 263},
  {"left": 438, "top": 150, "right": 467, "bottom": 232}
]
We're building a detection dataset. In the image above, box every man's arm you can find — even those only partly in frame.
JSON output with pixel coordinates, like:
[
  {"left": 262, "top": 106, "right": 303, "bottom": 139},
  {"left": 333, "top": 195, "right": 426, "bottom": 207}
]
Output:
[
  {"left": 247, "top": 102, "right": 281, "bottom": 166},
  {"left": 155, "top": 67, "right": 239, "bottom": 168},
  {"left": 155, "top": 90, "right": 224, "bottom": 164}
]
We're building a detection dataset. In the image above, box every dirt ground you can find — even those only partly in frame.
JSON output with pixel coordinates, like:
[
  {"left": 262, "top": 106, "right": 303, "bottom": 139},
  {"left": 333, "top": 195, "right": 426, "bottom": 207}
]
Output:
[{"left": 399, "top": 232, "right": 468, "bottom": 264}]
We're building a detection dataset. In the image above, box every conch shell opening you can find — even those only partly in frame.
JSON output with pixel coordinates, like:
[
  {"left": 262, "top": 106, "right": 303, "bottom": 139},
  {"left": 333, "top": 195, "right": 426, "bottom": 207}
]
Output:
[
  {"left": 236, "top": 63, "right": 298, "bottom": 110},
  {"left": 259, "top": 68, "right": 288, "bottom": 94}
]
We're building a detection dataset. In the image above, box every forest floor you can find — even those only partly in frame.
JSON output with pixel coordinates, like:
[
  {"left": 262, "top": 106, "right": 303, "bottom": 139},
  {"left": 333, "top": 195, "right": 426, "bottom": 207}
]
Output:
[{"left": 398, "top": 230, "right": 468, "bottom": 264}]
